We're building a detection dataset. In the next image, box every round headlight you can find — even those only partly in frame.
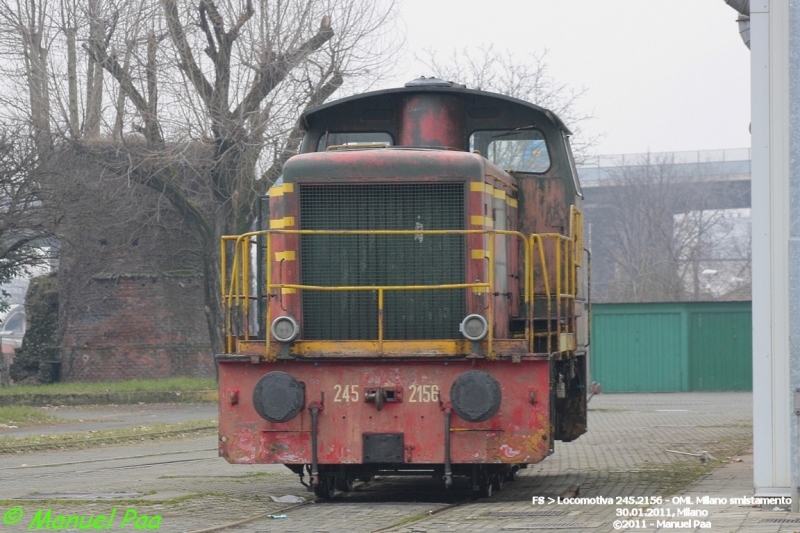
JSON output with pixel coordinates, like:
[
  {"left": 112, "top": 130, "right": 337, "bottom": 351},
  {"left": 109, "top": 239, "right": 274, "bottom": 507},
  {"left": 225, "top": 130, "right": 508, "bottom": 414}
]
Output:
[
  {"left": 271, "top": 316, "right": 299, "bottom": 343},
  {"left": 460, "top": 314, "right": 488, "bottom": 341}
]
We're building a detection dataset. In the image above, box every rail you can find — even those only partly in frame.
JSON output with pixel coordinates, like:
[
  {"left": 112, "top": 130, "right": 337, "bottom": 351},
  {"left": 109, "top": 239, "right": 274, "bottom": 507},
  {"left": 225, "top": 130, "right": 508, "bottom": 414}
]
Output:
[
  {"left": 221, "top": 211, "right": 584, "bottom": 360},
  {"left": 528, "top": 206, "right": 583, "bottom": 353}
]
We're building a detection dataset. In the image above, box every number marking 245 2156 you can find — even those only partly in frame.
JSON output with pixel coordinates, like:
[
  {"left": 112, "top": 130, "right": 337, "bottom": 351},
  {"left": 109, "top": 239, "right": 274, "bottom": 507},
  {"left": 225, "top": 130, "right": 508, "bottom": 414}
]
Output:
[
  {"left": 333, "top": 384, "right": 359, "bottom": 402},
  {"left": 408, "top": 384, "right": 439, "bottom": 403}
]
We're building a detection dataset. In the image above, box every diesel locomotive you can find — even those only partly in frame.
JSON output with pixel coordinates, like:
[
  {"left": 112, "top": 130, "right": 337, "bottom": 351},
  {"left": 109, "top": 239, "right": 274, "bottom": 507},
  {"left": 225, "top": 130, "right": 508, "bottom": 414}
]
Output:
[{"left": 216, "top": 78, "right": 590, "bottom": 498}]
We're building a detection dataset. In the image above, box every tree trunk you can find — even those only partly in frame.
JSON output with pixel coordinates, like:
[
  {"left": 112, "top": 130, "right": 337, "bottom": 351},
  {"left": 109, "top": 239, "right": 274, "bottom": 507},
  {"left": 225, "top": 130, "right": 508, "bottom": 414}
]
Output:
[
  {"left": 84, "top": 0, "right": 104, "bottom": 138},
  {"left": 66, "top": 26, "right": 79, "bottom": 137}
]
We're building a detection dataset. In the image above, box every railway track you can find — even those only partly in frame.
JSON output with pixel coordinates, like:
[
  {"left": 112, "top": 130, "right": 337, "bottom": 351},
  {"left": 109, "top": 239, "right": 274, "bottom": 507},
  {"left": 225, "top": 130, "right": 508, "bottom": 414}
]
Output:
[
  {"left": 181, "top": 474, "right": 485, "bottom": 533},
  {"left": 0, "top": 394, "right": 754, "bottom": 533},
  {"left": 0, "top": 437, "right": 517, "bottom": 533}
]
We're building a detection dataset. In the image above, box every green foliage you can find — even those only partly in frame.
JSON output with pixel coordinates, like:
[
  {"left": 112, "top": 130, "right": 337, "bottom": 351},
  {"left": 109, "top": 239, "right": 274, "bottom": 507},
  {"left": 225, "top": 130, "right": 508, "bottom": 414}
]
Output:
[
  {"left": 0, "top": 405, "right": 58, "bottom": 426},
  {"left": 0, "top": 419, "right": 216, "bottom": 453},
  {"left": 9, "top": 273, "right": 58, "bottom": 384}
]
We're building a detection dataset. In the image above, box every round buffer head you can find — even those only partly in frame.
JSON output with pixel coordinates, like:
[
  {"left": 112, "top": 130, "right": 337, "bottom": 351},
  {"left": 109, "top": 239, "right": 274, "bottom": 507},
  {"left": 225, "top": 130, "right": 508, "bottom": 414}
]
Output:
[
  {"left": 252, "top": 371, "right": 305, "bottom": 423},
  {"left": 450, "top": 370, "right": 502, "bottom": 423}
]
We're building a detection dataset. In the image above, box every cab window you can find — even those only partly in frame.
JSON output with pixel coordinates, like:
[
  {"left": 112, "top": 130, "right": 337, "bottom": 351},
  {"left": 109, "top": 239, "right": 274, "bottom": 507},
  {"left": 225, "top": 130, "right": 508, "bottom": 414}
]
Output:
[
  {"left": 317, "top": 132, "right": 393, "bottom": 151},
  {"left": 470, "top": 129, "right": 550, "bottom": 173}
]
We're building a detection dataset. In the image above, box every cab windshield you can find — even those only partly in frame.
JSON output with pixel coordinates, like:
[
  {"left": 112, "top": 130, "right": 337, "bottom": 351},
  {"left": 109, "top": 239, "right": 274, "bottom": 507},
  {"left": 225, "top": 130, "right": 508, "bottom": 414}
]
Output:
[
  {"left": 470, "top": 129, "right": 550, "bottom": 173},
  {"left": 318, "top": 132, "right": 392, "bottom": 151}
]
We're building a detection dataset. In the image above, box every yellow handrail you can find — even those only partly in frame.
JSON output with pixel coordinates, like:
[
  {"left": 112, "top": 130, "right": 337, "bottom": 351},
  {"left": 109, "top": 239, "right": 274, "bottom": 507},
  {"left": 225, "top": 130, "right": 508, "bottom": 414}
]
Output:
[
  {"left": 219, "top": 219, "right": 586, "bottom": 358},
  {"left": 222, "top": 229, "right": 530, "bottom": 359}
]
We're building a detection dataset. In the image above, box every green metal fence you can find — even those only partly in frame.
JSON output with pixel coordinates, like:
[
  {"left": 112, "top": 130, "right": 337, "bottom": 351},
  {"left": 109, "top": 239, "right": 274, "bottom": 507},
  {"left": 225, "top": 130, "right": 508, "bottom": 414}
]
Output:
[{"left": 590, "top": 301, "right": 752, "bottom": 392}]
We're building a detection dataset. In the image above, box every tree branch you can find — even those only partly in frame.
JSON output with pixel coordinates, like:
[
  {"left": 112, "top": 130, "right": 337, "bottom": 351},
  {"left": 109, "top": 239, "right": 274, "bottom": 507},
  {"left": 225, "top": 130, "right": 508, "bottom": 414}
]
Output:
[
  {"left": 235, "top": 15, "right": 333, "bottom": 119},
  {"left": 84, "top": 42, "right": 162, "bottom": 145},
  {"left": 161, "top": 0, "right": 214, "bottom": 108},
  {"left": 198, "top": 2, "right": 218, "bottom": 61},
  {"left": 227, "top": 0, "right": 253, "bottom": 41},
  {"left": 260, "top": 71, "right": 343, "bottom": 186},
  {"left": 73, "top": 141, "right": 213, "bottom": 244}
]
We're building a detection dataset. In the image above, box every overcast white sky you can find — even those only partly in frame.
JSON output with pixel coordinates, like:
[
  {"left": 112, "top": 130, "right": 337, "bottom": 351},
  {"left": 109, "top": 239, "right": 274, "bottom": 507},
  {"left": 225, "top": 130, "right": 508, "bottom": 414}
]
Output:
[{"left": 377, "top": 1, "right": 751, "bottom": 157}]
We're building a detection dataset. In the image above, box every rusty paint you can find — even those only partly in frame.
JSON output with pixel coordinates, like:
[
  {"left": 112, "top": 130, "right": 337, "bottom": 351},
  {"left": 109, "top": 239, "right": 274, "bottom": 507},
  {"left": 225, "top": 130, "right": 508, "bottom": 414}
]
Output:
[
  {"left": 218, "top": 359, "right": 551, "bottom": 465},
  {"left": 258, "top": 431, "right": 310, "bottom": 463},
  {"left": 225, "top": 428, "right": 257, "bottom": 463},
  {"left": 398, "top": 94, "right": 466, "bottom": 149}
]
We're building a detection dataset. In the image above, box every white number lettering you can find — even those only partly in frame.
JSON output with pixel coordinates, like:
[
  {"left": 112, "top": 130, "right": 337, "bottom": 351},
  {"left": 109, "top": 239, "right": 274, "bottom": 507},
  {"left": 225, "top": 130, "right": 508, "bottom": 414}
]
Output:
[
  {"left": 408, "top": 384, "right": 439, "bottom": 403},
  {"left": 333, "top": 384, "right": 359, "bottom": 402}
]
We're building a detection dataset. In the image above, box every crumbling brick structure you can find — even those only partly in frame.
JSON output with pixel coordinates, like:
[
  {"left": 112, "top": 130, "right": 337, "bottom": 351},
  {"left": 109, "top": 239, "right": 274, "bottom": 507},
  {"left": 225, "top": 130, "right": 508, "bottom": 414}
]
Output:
[{"left": 53, "top": 148, "right": 214, "bottom": 381}]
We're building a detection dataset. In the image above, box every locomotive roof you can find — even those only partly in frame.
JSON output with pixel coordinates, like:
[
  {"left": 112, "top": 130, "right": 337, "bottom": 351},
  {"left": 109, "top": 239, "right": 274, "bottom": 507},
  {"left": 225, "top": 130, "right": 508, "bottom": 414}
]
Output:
[{"left": 301, "top": 81, "right": 572, "bottom": 136}]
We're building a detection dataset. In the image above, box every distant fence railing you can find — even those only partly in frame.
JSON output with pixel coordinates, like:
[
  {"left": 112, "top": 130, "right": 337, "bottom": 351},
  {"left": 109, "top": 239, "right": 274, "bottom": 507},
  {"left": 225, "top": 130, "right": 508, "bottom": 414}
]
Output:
[
  {"left": 577, "top": 148, "right": 752, "bottom": 184},
  {"left": 578, "top": 148, "right": 751, "bottom": 169}
]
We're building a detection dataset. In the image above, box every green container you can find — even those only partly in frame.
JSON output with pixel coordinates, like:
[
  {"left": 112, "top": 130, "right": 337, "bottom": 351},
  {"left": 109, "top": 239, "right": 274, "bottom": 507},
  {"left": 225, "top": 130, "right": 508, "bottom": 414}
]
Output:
[
  {"left": 688, "top": 302, "right": 752, "bottom": 391},
  {"left": 590, "top": 301, "right": 751, "bottom": 392}
]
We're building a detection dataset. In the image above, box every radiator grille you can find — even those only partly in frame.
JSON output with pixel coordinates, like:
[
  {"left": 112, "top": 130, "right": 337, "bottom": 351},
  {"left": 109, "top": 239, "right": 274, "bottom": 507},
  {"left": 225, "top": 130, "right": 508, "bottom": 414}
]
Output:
[{"left": 299, "top": 183, "right": 466, "bottom": 340}]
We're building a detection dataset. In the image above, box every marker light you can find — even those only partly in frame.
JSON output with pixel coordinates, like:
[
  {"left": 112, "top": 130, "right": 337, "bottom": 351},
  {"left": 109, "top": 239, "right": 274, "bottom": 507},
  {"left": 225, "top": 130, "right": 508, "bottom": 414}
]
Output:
[
  {"left": 271, "top": 316, "right": 300, "bottom": 343},
  {"left": 459, "top": 314, "right": 488, "bottom": 341}
]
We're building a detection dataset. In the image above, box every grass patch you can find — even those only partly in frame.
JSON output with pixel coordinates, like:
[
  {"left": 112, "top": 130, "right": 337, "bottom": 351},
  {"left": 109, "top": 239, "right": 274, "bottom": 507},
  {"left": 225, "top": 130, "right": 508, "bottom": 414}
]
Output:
[
  {"left": 0, "top": 419, "right": 217, "bottom": 453},
  {"left": 390, "top": 512, "right": 432, "bottom": 529},
  {"left": 0, "top": 406, "right": 59, "bottom": 427},
  {"left": 0, "top": 377, "right": 215, "bottom": 396},
  {"left": 0, "top": 492, "right": 220, "bottom": 507},
  {"left": 160, "top": 471, "right": 278, "bottom": 480},
  {"left": 628, "top": 433, "right": 753, "bottom": 496}
]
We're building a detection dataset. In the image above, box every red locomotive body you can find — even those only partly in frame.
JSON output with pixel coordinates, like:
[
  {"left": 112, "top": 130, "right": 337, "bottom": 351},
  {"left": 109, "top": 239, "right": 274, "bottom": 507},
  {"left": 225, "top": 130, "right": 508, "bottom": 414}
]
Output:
[{"left": 217, "top": 79, "right": 589, "bottom": 497}]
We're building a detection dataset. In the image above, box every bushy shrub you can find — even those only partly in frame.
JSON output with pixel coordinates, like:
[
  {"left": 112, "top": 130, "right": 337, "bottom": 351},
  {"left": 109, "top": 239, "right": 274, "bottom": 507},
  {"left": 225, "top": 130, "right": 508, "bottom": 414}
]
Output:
[{"left": 9, "top": 273, "right": 58, "bottom": 384}]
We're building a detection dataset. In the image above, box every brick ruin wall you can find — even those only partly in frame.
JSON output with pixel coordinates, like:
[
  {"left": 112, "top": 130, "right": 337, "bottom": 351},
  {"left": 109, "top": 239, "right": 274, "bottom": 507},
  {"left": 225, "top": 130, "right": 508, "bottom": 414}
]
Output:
[
  {"left": 60, "top": 274, "right": 214, "bottom": 381},
  {"left": 54, "top": 150, "right": 215, "bottom": 381}
]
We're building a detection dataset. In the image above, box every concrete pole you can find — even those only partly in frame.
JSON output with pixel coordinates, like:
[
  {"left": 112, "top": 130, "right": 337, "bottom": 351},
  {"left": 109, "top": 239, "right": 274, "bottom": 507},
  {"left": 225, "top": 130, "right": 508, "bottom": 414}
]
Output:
[
  {"left": 789, "top": 0, "right": 800, "bottom": 513},
  {"left": 749, "top": 0, "right": 793, "bottom": 501}
]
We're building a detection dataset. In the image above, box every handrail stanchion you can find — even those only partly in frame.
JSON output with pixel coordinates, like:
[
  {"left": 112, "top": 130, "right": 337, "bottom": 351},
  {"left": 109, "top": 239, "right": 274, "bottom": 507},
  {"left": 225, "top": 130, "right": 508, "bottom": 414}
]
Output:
[
  {"left": 487, "top": 232, "right": 495, "bottom": 359},
  {"left": 378, "top": 289, "right": 384, "bottom": 356},
  {"left": 242, "top": 238, "right": 250, "bottom": 340},
  {"left": 530, "top": 235, "right": 553, "bottom": 354},
  {"left": 556, "top": 237, "right": 562, "bottom": 344},
  {"left": 522, "top": 236, "right": 532, "bottom": 354},
  {"left": 265, "top": 233, "right": 273, "bottom": 362},
  {"left": 226, "top": 238, "right": 242, "bottom": 354},
  {"left": 529, "top": 235, "right": 536, "bottom": 354},
  {"left": 221, "top": 238, "right": 229, "bottom": 353}
]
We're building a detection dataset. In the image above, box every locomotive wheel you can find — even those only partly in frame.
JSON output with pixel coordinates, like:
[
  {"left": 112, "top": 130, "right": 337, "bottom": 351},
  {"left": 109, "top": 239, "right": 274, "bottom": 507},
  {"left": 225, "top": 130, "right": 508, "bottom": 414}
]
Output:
[
  {"left": 474, "top": 477, "right": 493, "bottom": 498},
  {"left": 492, "top": 473, "right": 504, "bottom": 491},
  {"left": 314, "top": 476, "right": 335, "bottom": 499},
  {"left": 506, "top": 467, "right": 519, "bottom": 482},
  {"left": 335, "top": 476, "right": 354, "bottom": 492}
]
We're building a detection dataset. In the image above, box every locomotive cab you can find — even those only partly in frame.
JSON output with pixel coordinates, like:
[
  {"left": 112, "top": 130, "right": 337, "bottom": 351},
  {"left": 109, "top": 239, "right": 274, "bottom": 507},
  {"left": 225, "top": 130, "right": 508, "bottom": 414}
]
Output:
[{"left": 217, "top": 78, "right": 589, "bottom": 497}]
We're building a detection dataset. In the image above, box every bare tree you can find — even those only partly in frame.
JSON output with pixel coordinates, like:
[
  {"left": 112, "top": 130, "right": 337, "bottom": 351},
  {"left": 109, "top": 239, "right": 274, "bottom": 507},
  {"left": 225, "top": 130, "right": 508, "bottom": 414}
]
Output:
[
  {"left": 595, "top": 153, "right": 751, "bottom": 302},
  {"left": 0, "top": 130, "right": 52, "bottom": 314},
  {"left": 0, "top": 0, "right": 400, "bottom": 353},
  {"left": 416, "top": 45, "right": 598, "bottom": 163}
]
